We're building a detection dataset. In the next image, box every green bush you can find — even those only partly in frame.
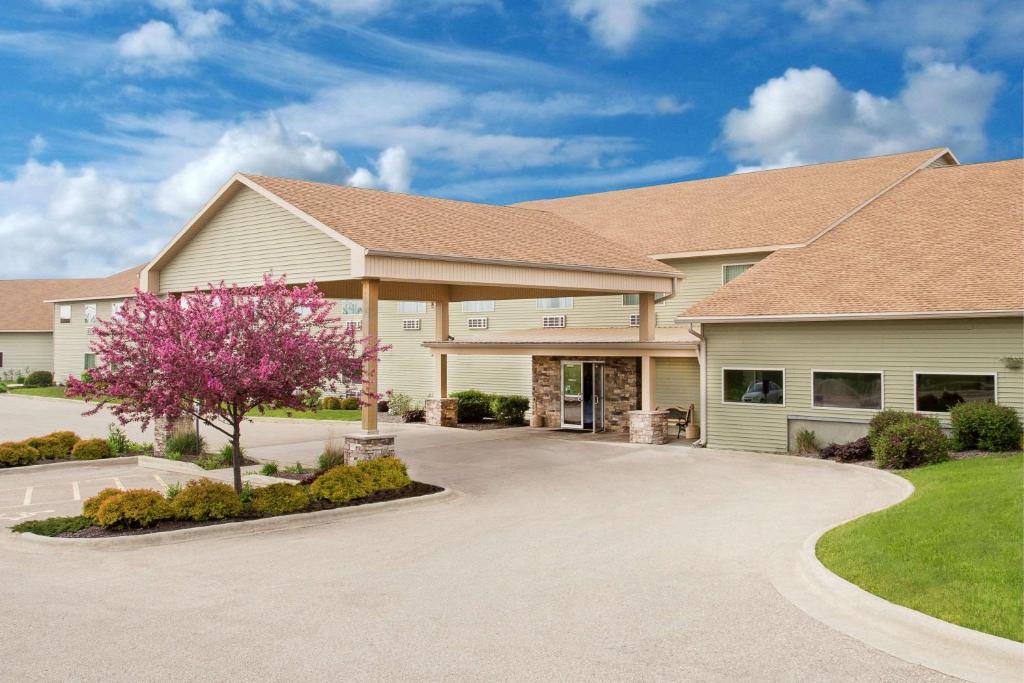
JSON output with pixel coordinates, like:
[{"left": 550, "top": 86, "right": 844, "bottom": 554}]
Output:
[
  {"left": 873, "top": 416, "right": 950, "bottom": 469},
  {"left": 451, "top": 390, "right": 493, "bottom": 422},
  {"left": 0, "top": 382, "right": 7, "bottom": 393},
  {"left": 356, "top": 457, "right": 411, "bottom": 491},
  {"left": 12, "top": 515, "right": 93, "bottom": 536},
  {"left": 309, "top": 465, "right": 374, "bottom": 503},
  {"left": 340, "top": 397, "right": 360, "bottom": 410},
  {"left": 95, "top": 489, "right": 173, "bottom": 528},
  {"left": 23, "top": 436, "right": 65, "bottom": 459},
  {"left": 0, "top": 441, "right": 41, "bottom": 467},
  {"left": 868, "top": 409, "right": 915, "bottom": 449},
  {"left": 951, "top": 401, "right": 1023, "bottom": 452},
  {"left": 387, "top": 392, "right": 415, "bottom": 416},
  {"left": 491, "top": 394, "right": 530, "bottom": 425},
  {"left": 166, "top": 429, "right": 205, "bottom": 456},
  {"left": 302, "top": 388, "right": 322, "bottom": 409},
  {"left": 171, "top": 479, "right": 243, "bottom": 521},
  {"left": 83, "top": 487, "right": 128, "bottom": 522},
  {"left": 24, "top": 370, "right": 53, "bottom": 387},
  {"left": 106, "top": 425, "right": 131, "bottom": 456},
  {"left": 260, "top": 461, "right": 279, "bottom": 476},
  {"left": 320, "top": 396, "right": 342, "bottom": 410},
  {"left": 317, "top": 450, "right": 344, "bottom": 472},
  {"left": 249, "top": 483, "right": 310, "bottom": 515},
  {"left": 71, "top": 438, "right": 110, "bottom": 460},
  {"left": 46, "top": 431, "right": 81, "bottom": 456}
]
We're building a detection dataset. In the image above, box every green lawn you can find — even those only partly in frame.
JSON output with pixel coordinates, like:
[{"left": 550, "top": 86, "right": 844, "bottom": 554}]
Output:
[
  {"left": 248, "top": 407, "right": 361, "bottom": 421},
  {"left": 9, "top": 386, "right": 77, "bottom": 399},
  {"left": 817, "top": 453, "right": 1023, "bottom": 641}
]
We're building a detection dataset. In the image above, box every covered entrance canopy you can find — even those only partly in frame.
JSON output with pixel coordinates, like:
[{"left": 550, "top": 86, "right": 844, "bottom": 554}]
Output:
[{"left": 140, "top": 173, "right": 682, "bottom": 437}]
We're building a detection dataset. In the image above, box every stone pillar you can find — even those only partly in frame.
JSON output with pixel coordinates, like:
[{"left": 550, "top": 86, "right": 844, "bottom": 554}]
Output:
[
  {"left": 343, "top": 433, "right": 396, "bottom": 465},
  {"left": 152, "top": 417, "right": 172, "bottom": 458},
  {"left": 629, "top": 410, "right": 668, "bottom": 445},
  {"left": 425, "top": 397, "right": 457, "bottom": 427}
]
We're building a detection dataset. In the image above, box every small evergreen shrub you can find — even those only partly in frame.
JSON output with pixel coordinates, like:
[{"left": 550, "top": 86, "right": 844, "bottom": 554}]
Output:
[
  {"left": 83, "top": 487, "right": 127, "bottom": 522},
  {"left": 451, "top": 390, "right": 493, "bottom": 422},
  {"left": 46, "top": 431, "right": 81, "bottom": 456},
  {"left": 166, "top": 429, "right": 205, "bottom": 456},
  {"left": 491, "top": 395, "right": 530, "bottom": 425},
  {"left": 164, "top": 482, "right": 182, "bottom": 501},
  {"left": 24, "top": 370, "right": 53, "bottom": 387},
  {"left": 873, "top": 416, "right": 950, "bottom": 469},
  {"left": 24, "top": 436, "right": 65, "bottom": 459},
  {"left": 818, "top": 437, "right": 872, "bottom": 463},
  {"left": 309, "top": 465, "right": 374, "bottom": 503},
  {"left": 12, "top": 515, "right": 93, "bottom": 536},
  {"left": 0, "top": 441, "right": 41, "bottom": 467},
  {"left": 340, "top": 397, "right": 360, "bottom": 410},
  {"left": 320, "top": 396, "right": 342, "bottom": 410},
  {"left": 356, "top": 457, "right": 411, "bottom": 491},
  {"left": 260, "top": 461, "right": 279, "bottom": 476},
  {"left": 249, "top": 483, "right": 310, "bottom": 515},
  {"left": 950, "top": 401, "right": 1023, "bottom": 452},
  {"left": 71, "top": 438, "right": 110, "bottom": 460},
  {"left": 95, "top": 489, "right": 173, "bottom": 528},
  {"left": 106, "top": 425, "right": 131, "bottom": 456},
  {"left": 171, "top": 479, "right": 242, "bottom": 521}
]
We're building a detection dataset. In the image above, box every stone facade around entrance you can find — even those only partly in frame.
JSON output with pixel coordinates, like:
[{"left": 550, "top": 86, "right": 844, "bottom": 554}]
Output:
[
  {"left": 628, "top": 410, "right": 668, "bottom": 444},
  {"left": 531, "top": 355, "right": 640, "bottom": 432}
]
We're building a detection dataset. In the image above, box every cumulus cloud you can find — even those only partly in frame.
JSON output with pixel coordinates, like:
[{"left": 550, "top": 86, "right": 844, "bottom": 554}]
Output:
[
  {"left": 565, "top": 0, "right": 664, "bottom": 53},
  {"left": 117, "top": 20, "right": 193, "bottom": 63},
  {"left": 723, "top": 62, "right": 1002, "bottom": 171},
  {"left": 347, "top": 147, "right": 411, "bottom": 193}
]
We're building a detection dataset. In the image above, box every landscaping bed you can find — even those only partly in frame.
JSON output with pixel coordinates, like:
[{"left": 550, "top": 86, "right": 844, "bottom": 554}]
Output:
[{"left": 1, "top": 427, "right": 150, "bottom": 469}]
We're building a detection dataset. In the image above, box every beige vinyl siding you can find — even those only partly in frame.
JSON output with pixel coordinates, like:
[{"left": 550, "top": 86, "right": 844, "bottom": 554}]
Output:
[
  {"left": 52, "top": 300, "right": 121, "bottom": 383},
  {"left": 661, "top": 253, "right": 772, "bottom": 312},
  {"left": 704, "top": 318, "right": 1024, "bottom": 453},
  {"left": 0, "top": 332, "right": 53, "bottom": 376},
  {"left": 655, "top": 357, "right": 700, "bottom": 423},
  {"left": 159, "top": 187, "right": 351, "bottom": 293}
]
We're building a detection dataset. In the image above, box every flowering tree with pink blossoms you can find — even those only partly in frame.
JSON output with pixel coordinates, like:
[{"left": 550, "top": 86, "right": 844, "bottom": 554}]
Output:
[{"left": 67, "top": 276, "right": 383, "bottom": 492}]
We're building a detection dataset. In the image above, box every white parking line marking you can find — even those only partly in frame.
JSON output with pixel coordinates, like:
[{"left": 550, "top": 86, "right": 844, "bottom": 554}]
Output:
[
  {"left": 23, "top": 487, "right": 33, "bottom": 506},
  {"left": 72, "top": 481, "right": 81, "bottom": 501},
  {"left": 113, "top": 478, "right": 126, "bottom": 491},
  {"left": 153, "top": 475, "right": 167, "bottom": 490}
]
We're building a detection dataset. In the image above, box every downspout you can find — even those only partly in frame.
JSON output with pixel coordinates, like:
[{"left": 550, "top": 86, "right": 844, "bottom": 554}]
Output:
[{"left": 688, "top": 322, "right": 707, "bottom": 448}]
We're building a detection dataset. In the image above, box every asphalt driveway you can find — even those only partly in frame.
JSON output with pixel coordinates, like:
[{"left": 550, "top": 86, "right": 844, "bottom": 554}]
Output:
[{"left": 0, "top": 394, "right": 952, "bottom": 681}]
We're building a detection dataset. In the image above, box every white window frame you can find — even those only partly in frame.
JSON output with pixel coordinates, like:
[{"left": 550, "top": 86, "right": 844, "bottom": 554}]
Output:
[
  {"left": 810, "top": 369, "right": 885, "bottom": 412},
  {"left": 339, "top": 300, "right": 363, "bottom": 315},
  {"left": 83, "top": 353, "right": 97, "bottom": 370},
  {"left": 721, "top": 367, "right": 786, "bottom": 407},
  {"left": 913, "top": 371, "right": 998, "bottom": 414},
  {"left": 402, "top": 318, "right": 422, "bottom": 331},
  {"left": 397, "top": 301, "right": 427, "bottom": 314},
  {"left": 83, "top": 303, "right": 97, "bottom": 324},
  {"left": 466, "top": 317, "right": 488, "bottom": 329},
  {"left": 110, "top": 301, "right": 125, "bottom": 319},
  {"left": 58, "top": 304, "right": 72, "bottom": 324},
  {"left": 461, "top": 300, "right": 495, "bottom": 313},
  {"left": 536, "top": 297, "right": 573, "bottom": 310},
  {"left": 721, "top": 262, "right": 756, "bottom": 285}
]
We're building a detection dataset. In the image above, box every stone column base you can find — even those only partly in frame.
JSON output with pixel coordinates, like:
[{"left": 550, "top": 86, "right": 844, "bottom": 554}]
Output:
[
  {"left": 343, "top": 432, "right": 397, "bottom": 465},
  {"left": 153, "top": 417, "right": 172, "bottom": 458},
  {"left": 628, "top": 410, "right": 669, "bottom": 445},
  {"left": 425, "top": 397, "right": 458, "bottom": 427}
]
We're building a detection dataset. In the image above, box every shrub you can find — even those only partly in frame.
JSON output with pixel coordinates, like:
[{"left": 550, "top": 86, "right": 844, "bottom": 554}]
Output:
[
  {"left": 46, "top": 431, "right": 80, "bottom": 456},
  {"left": 249, "top": 483, "right": 310, "bottom": 515},
  {"left": 71, "top": 438, "right": 110, "bottom": 460},
  {"left": 309, "top": 465, "right": 374, "bottom": 503},
  {"left": 794, "top": 428, "right": 819, "bottom": 454},
  {"left": 0, "top": 441, "right": 41, "bottom": 467},
  {"left": 164, "top": 482, "right": 182, "bottom": 501},
  {"left": 340, "top": 397, "right": 360, "bottom": 410},
  {"left": 819, "top": 436, "right": 872, "bottom": 463},
  {"left": 873, "top": 416, "right": 950, "bottom": 469},
  {"left": 302, "top": 388, "right": 322, "bottom": 409},
  {"left": 217, "top": 443, "right": 244, "bottom": 466},
  {"left": 260, "top": 461, "right": 279, "bottom": 476},
  {"left": 83, "top": 487, "right": 126, "bottom": 522},
  {"left": 171, "top": 479, "right": 243, "bottom": 521},
  {"left": 24, "top": 370, "right": 53, "bottom": 387},
  {"left": 95, "top": 489, "right": 173, "bottom": 528},
  {"left": 11, "top": 515, "right": 93, "bottom": 536},
  {"left": 0, "top": 382, "right": 7, "bottom": 393},
  {"left": 356, "top": 457, "right": 411, "bottom": 491},
  {"left": 402, "top": 408, "right": 425, "bottom": 423},
  {"left": 951, "top": 401, "right": 1023, "bottom": 452},
  {"left": 320, "top": 396, "right": 342, "bottom": 410},
  {"left": 450, "top": 389, "right": 493, "bottom": 422},
  {"left": 868, "top": 409, "right": 915, "bottom": 449},
  {"left": 387, "top": 392, "right": 415, "bottom": 416},
  {"left": 106, "top": 424, "right": 131, "bottom": 456},
  {"left": 491, "top": 394, "right": 530, "bottom": 425},
  {"left": 377, "top": 399, "right": 390, "bottom": 413},
  {"left": 166, "top": 429, "right": 205, "bottom": 456},
  {"left": 23, "top": 436, "right": 65, "bottom": 459},
  {"left": 318, "top": 450, "right": 344, "bottom": 472}
]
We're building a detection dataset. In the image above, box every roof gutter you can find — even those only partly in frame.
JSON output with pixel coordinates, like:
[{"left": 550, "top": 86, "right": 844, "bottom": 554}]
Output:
[{"left": 677, "top": 309, "right": 1024, "bottom": 324}]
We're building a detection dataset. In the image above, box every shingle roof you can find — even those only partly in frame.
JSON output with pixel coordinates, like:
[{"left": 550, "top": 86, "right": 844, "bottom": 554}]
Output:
[
  {"left": 241, "top": 174, "right": 678, "bottom": 275},
  {"left": 682, "top": 159, "right": 1024, "bottom": 319},
  {"left": 515, "top": 148, "right": 950, "bottom": 256},
  {"left": 0, "top": 265, "right": 142, "bottom": 332}
]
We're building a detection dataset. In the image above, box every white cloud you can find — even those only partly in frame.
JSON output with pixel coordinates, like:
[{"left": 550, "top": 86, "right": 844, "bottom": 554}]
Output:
[
  {"left": 347, "top": 146, "right": 411, "bottom": 193},
  {"left": 28, "top": 134, "right": 47, "bottom": 156},
  {"left": 565, "top": 0, "right": 664, "bottom": 53},
  {"left": 117, "top": 20, "right": 193, "bottom": 63},
  {"left": 472, "top": 91, "right": 690, "bottom": 119},
  {"left": 723, "top": 63, "right": 1002, "bottom": 171}
]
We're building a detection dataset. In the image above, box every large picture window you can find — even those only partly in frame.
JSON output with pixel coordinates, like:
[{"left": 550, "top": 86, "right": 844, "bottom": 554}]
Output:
[
  {"left": 813, "top": 371, "right": 883, "bottom": 410},
  {"left": 915, "top": 373, "right": 996, "bottom": 412},
  {"left": 723, "top": 368, "right": 785, "bottom": 405}
]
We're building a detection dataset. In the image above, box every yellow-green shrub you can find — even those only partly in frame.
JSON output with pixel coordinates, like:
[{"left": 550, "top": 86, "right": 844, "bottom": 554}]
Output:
[
  {"left": 171, "top": 479, "right": 242, "bottom": 521},
  {"left": 309, "top": 465, "right": 373, "bottom": 503},
  {"left": 46, "top": 431, "right": 81, "bottom": 456},
  {"left": 83, "top": 487, "right": 124, "bottom": 522},
  {"left": 0, "top": 441, "right": 40, "bottom": 467},
  {"left": 71, "top": 438, "right": 110, "bottom": 460},
  {"left": 320, "top": 396, "right": 342, "bottom": 410},
  {"left": 249, "top": 483, "right": 310, "bottom": 516},
  {"left": 356, "top": 457, "right": 411, "bottom": 491},
  {"left": 24, "top": 436, "right": 65, "bottom": 459},
  {"left": 95, "top": 489, "right": 172, "bottom": 528}
]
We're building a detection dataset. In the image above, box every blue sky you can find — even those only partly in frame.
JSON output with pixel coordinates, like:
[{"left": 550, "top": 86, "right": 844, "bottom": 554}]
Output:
[{"left": 1, "top": 0, "right": 1020, "bottom": 278}]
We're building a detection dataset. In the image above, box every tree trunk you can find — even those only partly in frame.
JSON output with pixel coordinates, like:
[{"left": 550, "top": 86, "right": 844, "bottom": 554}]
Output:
[{"left": 231, "top": 425, "right": 242, "bottom": 494}]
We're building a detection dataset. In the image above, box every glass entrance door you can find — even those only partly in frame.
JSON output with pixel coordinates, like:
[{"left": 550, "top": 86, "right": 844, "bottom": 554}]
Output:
[
  {"left": 561, "top": 361, "right": 584, "bottom": 429},
  {"left": 592, "top": 363, "right": 604, "bottom": 432}
]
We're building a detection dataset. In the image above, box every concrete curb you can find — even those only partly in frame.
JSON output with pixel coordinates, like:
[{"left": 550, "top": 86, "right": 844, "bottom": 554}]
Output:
[
  {"left": 0, "top": 455, "right": 140, "bottom": 477},
  {"left": 769, "top": 466, "right": 1024, "bottom": 683},
  {"left": 11, "top": 487, "right": 457, "bottom": 551}
]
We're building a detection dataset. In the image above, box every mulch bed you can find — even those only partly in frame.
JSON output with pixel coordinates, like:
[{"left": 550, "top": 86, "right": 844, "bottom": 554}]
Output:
[
  {"left": 56, "top": 481, "right": 443, "bottom": 538},
  {"left": 454, "top": 421, "right": 525, "bottom": 431}
]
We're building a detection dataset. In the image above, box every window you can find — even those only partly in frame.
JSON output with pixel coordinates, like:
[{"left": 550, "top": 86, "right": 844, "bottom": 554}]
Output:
[
  {"left": 813, "top": 371, "right": 882, "bottom": 410},
  {"left": 83, "top": 303, "right": 97, "bottom": 324},
  {"left": 59, "top": 305, "right": 72, "bottom": 324},
  {"left": 110, "top": 301, "right": 124, "bottom": 318},
  {"left": 402, "top": 319, "right": 421, "bottom": 331},
  {"left": 397, "top": 301, "right": 427, "bottom": 314},
  {"left": 723, "top": 263, "right": 755, "bottom": 284},
  {"left": 723, "top": 368, "right": 784, "bottom": 405},
  {"left": 542, "top": 315, "right": 566, "bottom": 328},
  {"left": 628, "top": 314, "right": 640, "bottom": 327},
  {"left": 467, "top": 317, "right": 488, "bottom": 329},
  {"left": 537, "top": 297, "right": 573, "bottom": 309},
  {"left": 84, "top": 353, "right": 97, "bottom": 370},
  {"left": 622, "top": 293, "right": 669, "bottom": 306},
  {"left": 462, "top": 300, "right": 495, "bottom": 313},
  {"left": 340, "top": 300, "right": 363, "bottom": 315},
  {"left": 915, "top": 373, "right": 996, "bottom": 412}
]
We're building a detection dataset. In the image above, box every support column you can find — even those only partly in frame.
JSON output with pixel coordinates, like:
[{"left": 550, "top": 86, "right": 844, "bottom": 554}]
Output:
[
  {"left": 638, "top": 292, "right": 656, "bottom": 342},
  {"left": 348, "top": 277, "right": 396, "bottom": 459},
  {"left": 630, "top": 353, "right": 667, "bottom": 444},
  {"left": 426, "top": 296, "right": 457, "bottom": 427},
  {"left": 640, "top": 354, "right": 656, "bottom": 411}
]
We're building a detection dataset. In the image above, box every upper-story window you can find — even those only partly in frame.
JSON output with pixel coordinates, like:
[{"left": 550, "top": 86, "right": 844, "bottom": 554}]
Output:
[
  {"left": 462, "top": 300, "right": 495, "bottom": 313},
  {"left": 397, "top": 301, "right": 427, "bottom": 314},
  {"left": 58, "top": 305, "right": 72, "bottom": 324},
  {"left": 722, "top": 263, "right": 755, "bottom": 284},
  {"left": 537, "top": 297, "right": 573, "bottom": 310},
  {"left": 110, "top": 301, "right": 125, "bottom": 318},
  {"left": 83, "top": 304, "right": 97, "bottom": 324},
  {"left": 622, "top": 293, "right": 669, "bottom": 306},
  {"left": 340, "top": 300, "right": 363, "bottom": 315}
]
